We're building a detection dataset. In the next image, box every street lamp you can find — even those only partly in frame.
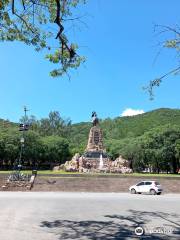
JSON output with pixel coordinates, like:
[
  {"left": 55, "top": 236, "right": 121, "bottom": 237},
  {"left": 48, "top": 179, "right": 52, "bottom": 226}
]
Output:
[
  {"left": 18, "top": 137, "right": 25, "bottom": 170},
  {"left": 8, "top": 107, "right": 30, "bottom": 182},
  {"left": 18, "top": 108, "right": 29, "bottom": 171}
]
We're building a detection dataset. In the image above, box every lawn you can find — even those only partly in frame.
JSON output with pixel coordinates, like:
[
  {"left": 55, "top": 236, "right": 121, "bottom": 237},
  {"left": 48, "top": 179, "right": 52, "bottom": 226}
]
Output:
[{"left": 0, "top": 170, "right": 180, "bottom": 178}]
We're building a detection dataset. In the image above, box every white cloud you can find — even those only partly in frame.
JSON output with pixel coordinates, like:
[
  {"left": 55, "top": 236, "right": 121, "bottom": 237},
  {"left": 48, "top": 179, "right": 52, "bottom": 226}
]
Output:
[{"left": 121, "top": 108, "right": 145, "bottom": 117}]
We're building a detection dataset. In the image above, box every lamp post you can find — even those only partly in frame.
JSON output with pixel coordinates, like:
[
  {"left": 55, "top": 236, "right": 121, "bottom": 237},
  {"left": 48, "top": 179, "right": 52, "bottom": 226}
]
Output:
[
  {"left": 18, "top": 107, "right": 29, "bottom": 170},
  {"left": 18, "top": 137, "right": 25, "bottom": 170},
  {"left": 8, "top": 107, "right": 30, "bottom": 181}
]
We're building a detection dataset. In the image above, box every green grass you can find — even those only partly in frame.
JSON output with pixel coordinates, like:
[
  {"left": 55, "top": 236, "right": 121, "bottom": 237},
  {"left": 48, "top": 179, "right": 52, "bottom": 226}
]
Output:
[
  {"left": 128, "top": 173, "right": 180, "bottom": 177},
  {"left": 0, "top": 170, "right": 82, "bottom": 175},
  {"left": 0, "top": 170, "right": 180, "bottom": 178},
  {"left": 31, "top": 171, "right": 180, "bottom": 177}
]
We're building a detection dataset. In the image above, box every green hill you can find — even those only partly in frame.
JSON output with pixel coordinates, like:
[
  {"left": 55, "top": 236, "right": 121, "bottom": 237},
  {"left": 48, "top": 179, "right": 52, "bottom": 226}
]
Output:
[
  {"left": 102, "top": 108, "right": 180, "bottom": 139},
  {"left": 1, "top": 108, "right": 180, "bottom": 145},
  {"left": 69, "top": 108, "right": 180, "bottom": 149},
  {"left": 0, "top": 119, "right": 17, "bottom": 131},
  {"left": 0, "top": 108, "right": 180, "bottom": 172}
]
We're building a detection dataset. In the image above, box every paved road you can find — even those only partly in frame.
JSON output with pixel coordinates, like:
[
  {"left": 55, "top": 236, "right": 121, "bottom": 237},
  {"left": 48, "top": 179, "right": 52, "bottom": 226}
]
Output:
[{"left": 0, "top": 192, "right": 180, "bottom": 240}]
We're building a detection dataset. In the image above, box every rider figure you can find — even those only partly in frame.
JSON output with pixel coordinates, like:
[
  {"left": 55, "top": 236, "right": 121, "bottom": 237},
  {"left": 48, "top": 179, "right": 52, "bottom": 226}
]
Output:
[{"left": 91, "top": 111, "right": 99, "bottom": 126}]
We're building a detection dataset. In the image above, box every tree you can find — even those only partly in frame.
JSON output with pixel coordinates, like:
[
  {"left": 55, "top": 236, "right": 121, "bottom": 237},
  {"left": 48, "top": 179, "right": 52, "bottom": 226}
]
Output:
[
  {"left": 139, "top": 126, "right": 180, "bottom": 173},
  {"left": 0, "top": 0, "right": 85, "bottom": 77},
  {"left": 175, "top": 139, "right": 180, "bottom": 170},
  {"left": 0, "top": 130, "right": 20, "bottom": 169},
  {"left": 22, "top": 130, "right": 43, "bottom": 169},
  {"left": 20, "top": 110, "right": 72, "bottom": 137},
  {"left": 41, "top": 135, "right": 70, "bottom": 168},
  {"left": 38, "top": 111, "right": 72, "bottom": 137},
  {"left": 144, "top": 25, "right": 180, "bottom": 99}
]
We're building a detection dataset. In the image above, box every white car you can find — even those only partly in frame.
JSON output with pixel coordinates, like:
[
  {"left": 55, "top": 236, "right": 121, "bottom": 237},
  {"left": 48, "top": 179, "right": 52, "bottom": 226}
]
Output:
[{"left": 129, "top": 180, "right": 163, "bottom": 195}]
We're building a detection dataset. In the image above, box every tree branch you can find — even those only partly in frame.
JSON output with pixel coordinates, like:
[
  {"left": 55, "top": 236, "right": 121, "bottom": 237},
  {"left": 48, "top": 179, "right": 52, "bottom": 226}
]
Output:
[
  {"left": 54, "top": 0, "right": 76, "bottom": 62},
  {"left": 144, "top": 66, "right": 180, "bottom": 99},
  {"left": 157, "top": 66, "right": 180, "bottom": 81},
  {"left": 155, "top": 24, "right": 180, "bottom": 36},
  {"left": 22, "top": 0, "right": 26, "bottom": 10},
  {"left": 11, "top": 0, "right": 36, "bottom": 33},
  {"left": 12, "top": 0, "right": 15, "bottom": 14},
  {"left": 54, "top": 0, "right": 64, "bottom": 39}
]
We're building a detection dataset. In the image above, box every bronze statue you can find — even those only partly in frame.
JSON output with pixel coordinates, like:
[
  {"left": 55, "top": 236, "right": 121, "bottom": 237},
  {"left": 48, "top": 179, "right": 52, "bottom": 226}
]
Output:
[{"left": 91, "top": 111, "right": 99, "bottom": 126}]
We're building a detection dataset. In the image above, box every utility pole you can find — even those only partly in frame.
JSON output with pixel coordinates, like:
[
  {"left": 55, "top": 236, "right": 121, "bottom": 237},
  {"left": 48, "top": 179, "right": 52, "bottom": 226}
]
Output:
[
  {"left": 24, "top": 106, "right": 28, "bottom": 119},
  {"left": 6, "top": 106, "right": 38, "bottom": 187},
  {"left": 18, "top": 106, "right": 29, "bottom": 170},
  {"left": 8, "top": 107, "right": 30, "bottom": 181}
]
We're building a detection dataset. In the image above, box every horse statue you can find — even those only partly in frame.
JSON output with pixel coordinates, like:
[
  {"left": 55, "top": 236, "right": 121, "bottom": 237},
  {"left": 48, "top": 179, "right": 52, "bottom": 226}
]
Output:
[{"left": 91, "top": 111, "right": 99, "bottom": 126}]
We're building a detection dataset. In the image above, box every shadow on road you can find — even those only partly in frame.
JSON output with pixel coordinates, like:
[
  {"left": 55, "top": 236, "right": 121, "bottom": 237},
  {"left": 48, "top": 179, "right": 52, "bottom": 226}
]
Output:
[{"left": 40, "top": 210, "right": 180, "bottom": 239}]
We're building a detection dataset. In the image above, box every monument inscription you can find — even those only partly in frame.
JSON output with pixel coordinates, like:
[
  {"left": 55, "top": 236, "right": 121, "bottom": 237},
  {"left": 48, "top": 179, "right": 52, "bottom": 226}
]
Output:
[
  {"left": 94, "top": 131, "right": 100, "bottom": 145},
  {"left": 86, "top": 112, "right": 105, "bottom": 153}
]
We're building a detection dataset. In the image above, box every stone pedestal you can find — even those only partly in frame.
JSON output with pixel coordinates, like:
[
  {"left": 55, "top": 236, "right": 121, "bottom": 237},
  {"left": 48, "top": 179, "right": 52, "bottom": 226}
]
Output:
[
  {"left": 82, "top": 126, "right": 110, "bottom": 171},
  {"left": 86, "top": 126, "right": 104, "bottom": 152}
]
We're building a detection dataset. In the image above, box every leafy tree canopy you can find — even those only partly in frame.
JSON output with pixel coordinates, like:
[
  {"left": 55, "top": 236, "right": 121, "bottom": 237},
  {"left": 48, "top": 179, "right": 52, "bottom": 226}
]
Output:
[
  {"left": 0, "top": 0, "right": 86, "bottom": 77},
  {"left": 0, "top": 108, "right": 180, "bottom": 172}
]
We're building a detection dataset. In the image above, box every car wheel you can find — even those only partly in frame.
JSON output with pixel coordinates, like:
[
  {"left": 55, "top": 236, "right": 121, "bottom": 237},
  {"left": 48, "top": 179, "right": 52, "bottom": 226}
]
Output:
[
  {"left": 131, "top": 188, "right": 136, "bottom": 194},
  {"left": 157, "top": 192, "right": 161, "bottom": 195},
  {"left": 150, "top": 189, "right": 156, "bottom": 195}
]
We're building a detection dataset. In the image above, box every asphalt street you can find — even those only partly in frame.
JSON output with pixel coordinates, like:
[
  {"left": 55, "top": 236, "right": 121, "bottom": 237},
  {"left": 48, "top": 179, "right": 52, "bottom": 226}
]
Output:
[{"left": 0, "top": 192, "right": 180, "bottom": 240}]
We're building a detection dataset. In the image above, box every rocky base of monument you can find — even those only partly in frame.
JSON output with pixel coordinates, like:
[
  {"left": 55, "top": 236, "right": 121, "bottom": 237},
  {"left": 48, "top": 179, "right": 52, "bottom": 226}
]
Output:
[
  {"left": 54, "top": 123, "right": 133, "bottom": 174},
  {"left": 109, "top": 156, "right": 133, "bottom": 174},
  {"left": 55, "top": 155, "right": 133, "bottom": 174}
]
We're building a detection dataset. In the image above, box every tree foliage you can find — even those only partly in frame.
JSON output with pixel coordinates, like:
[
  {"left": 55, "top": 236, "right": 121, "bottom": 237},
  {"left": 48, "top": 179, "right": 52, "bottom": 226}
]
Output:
[
  {"left": 0, "top": 108, "right": 180, "bottom": 172},
  {"left": 0, "top": 111, "right": 72, "bottom": 169},
  {"left": 144, "top": 25, "right": 180, "bottom": 99},
  {"left": 0, "top": 0, "right": 85, "bottom": 77}
]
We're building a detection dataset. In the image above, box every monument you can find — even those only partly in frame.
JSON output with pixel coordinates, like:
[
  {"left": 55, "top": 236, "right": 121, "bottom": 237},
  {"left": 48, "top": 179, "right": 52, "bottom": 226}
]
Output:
[
  {"left": 82, "top": 112, "right": 109, "bottom": 170},
  {"left": 59, "top": 112, "right": 132, "bottom": 173}
]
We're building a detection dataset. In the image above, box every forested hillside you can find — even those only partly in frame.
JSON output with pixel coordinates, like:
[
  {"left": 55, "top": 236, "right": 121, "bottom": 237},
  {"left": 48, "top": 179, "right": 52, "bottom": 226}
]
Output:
[
  {"left": 0, "top": 108, "right": 180, "bottom": 173},
  {"left": 69, "top": 108, "right": 180, "bottom": 150}
]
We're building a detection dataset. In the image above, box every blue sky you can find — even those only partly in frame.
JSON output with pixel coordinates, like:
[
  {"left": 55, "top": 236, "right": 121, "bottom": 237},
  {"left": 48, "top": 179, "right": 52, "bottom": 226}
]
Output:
[{"left": 0, "top": 0, "right": 179, "bottom": 123}]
